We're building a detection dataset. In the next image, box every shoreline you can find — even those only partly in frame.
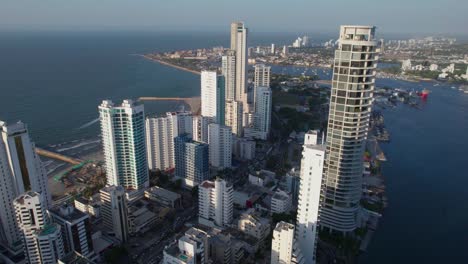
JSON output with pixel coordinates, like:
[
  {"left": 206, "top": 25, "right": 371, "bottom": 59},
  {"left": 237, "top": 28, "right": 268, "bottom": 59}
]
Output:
[{"left": 140, "top": 54, "right": 201, "bottom": 75}]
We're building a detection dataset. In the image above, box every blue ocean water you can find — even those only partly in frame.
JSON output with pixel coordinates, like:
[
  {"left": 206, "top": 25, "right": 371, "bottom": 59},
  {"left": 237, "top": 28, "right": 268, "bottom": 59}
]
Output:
[{"left": 0, "top": 31, "right": 467, "bottom": 262}]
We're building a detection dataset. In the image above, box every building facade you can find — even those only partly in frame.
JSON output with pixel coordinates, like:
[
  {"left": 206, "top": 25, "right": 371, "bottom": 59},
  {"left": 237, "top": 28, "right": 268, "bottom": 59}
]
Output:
[
  {"left": 222, "top": 50, "right": 236, "bottom": 102},
  {"left": 198, "top": 179, "right": 233, "bottom": 227},
  {"left": 271, "top": 221, "right": 295, "bottom": 264},
  {"left": 174, "top": 134, "right": 209, "bottom": 187},
  {"left": 225, "top": 100, "right": 243, "bottom": 137},
  {"left": 208, "top": 123, "right": 232, "bottom": 169},
  {"left": 320, "top": 25, "right": 378, "bottom": 233},
  {"left": 49, "top": 204, "right": 94, "bottom": 258},
  {"left": 253, "top": 64, "right": 271, "bottom": 107},
  {"left": 0, "top": 121, "right": 50, "bottom": 253},
  {"left": 296, "top": 131, "right": 325, "bottom": 264},
  {"left": 252, "top": 86, "right": 272, "bottom": 140},
  {"left": 99, "top": 100, "right": 148, "bottom": 190},
  {"left": 14, "top": 192, "right": 65, "bottom": 264},
  {"left": 230, "top": 22, "right": 248, "bottom": 111},
  {"left": 100, "top": 185, "right": 129, "bottom": 244},
  {"left": 192, "top": 115, "right": 211, "bottom": 143},
  {"left": 201, "top": 71, "right": 225, "bottom": 125}
]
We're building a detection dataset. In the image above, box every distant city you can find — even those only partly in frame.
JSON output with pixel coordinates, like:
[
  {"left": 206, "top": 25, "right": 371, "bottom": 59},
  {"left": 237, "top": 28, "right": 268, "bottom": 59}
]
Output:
[{"left": 0, "top": 19, "right": 467, "bottom": 264}]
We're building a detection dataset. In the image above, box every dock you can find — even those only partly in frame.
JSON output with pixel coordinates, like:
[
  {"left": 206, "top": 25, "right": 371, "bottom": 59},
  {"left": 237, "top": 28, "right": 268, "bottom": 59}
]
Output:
[{"left": 35, "top": 148, "right": 83, "bottom": 165}]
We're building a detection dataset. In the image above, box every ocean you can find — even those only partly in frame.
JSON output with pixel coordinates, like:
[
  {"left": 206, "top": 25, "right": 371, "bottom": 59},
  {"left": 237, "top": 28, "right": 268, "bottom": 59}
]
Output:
[{"left": 0, "top": 31, "right": 467, "bottom": 263}]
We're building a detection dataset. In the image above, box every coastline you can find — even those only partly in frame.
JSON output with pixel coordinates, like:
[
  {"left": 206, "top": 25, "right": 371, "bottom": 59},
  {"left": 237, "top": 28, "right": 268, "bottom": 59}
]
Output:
[{"left": 140, "top": 54, "right": 201, "bottom": 75}]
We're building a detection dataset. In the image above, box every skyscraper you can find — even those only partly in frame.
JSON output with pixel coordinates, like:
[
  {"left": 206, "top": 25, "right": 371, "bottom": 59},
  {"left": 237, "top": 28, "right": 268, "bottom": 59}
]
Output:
[
  {"left": 253, "top": 86, "right": 272, "bottom": 140},
  {"left": 198, "top": 179, "right": 233, "bottom": 227},
  {"left": 146, "top": 112, "right": 193, "bottom": 171},
  {"left": 14, "top": 192, "right": 65, "bottom": 264},
  {"left": 253, "top": 64, "right": 271, "bottom": 89},
  {"left": 221, "top": 50, "right": 236, "bottom": 101},
  {"left": 100, "top": 185, "right": 129, "bottom": 244},
  {"left": 0, "top": 120, "right": 50, "bottom": 253},
  {"left": 230, "top": 22, "right": 248, "bottom": 111},
  {"left": 192, "top": 115, "right": 211, "bottom": 143},
  {"left": 174, "top": 134, "right": 209, "bottom": 187},
  {"left": 253, "top": 64, "right": 271, "bottom": 108},
  {"left": 49, "top": 204, "right": 94, "bottom": 258},
  {"left": 225, "top": 100, "right": 244, "bottom": 136},
  {"left": 208, "top": 123, "right": 232, "bottom": 169},
  {"left": 271, "top": 221, "right": 295, "bottom": 264},
  {"left": 320, "top": 25, "right": 378, "bottom": 233},
  {"left": 296, "top": 131, "right": 325, "bottom": 264},
  {"left": 99, "top": 100, "right": 149, "bottom": 192},
  {"left": 201, "top": 71, "right": 225, "bottom": 125}
]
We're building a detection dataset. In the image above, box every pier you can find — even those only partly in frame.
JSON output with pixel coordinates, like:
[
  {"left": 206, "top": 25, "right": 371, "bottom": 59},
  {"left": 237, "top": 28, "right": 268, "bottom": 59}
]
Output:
[{"left": 35, "top": 148, "right": 83, "bottom": 165}]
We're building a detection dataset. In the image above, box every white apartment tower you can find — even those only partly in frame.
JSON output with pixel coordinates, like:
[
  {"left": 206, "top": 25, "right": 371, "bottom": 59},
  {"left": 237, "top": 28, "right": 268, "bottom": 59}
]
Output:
[
  {"left": 192, "top": 115, "right": 211, "bottom": 143},
  {"left": 14, "top": 192, "right": 65, "bottom": 264},
  {"left": 0, "top": 121, "right": 50, "bottom": 253},
  {"left": 321, "top": 25, "right": 378, "bottom": 233},
  {"left": 230, "top": 22, "right": 248, "bottom": 111},
  {"left": 100, "top": 185, "right": 129, "bottom": 244},
  {"left": 201, "top": 71, "right": 225, "bottom": 125},
  {"left": 296, "top": 131, "right": 325, "bottom": 264},
  {"left": 254, "top": 64, "right": 271, "bottom": 88},
  {"left": 271, "top": 221, "right": 295, "bottom": 264},
  {"left": 254, "top": 86, "right": 272, "bottom": 140},
  {"left": 208, "top": 123, "right": 232, "bottom": 169},
  {"left": 225, "top": 100, "right": 244, "bottom": 136},
  {"left": 146, "top": 111, "right": 193, "bottom": 171},
  {"left": 222, "top": 50, "right": 236, "bottom": 101},
  {"left": 99, "top": 100, "right": 149, "bottom": 190},
  {"left": 198, "top": 179, "right": 233, "bottom": 227}
]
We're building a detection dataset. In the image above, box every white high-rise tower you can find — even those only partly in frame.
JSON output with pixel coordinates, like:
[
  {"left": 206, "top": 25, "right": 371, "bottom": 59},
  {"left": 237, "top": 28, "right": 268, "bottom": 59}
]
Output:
[
  {"left": 296, "top": 131, "right": 325, "bottom": 264},
  {"left": 222, "top": 50, "right": 236, "bottom": 102},
  {"left": 320, "top": 25, "right": 378, "bottom": 233},
  {"left": 14, "top": 192, "right": 65, "bottom": 264},
  {"left": 271, "top": 221, "right": 295, "bottom": 264},
  {"left": 201, "top": 71, "right": 225, "bottom": 125},
  {"left": 0, "top": 121, "right": 50, "bottom": 253},
  {"left": 99, "top": 100, "right": 149, "bottom": 192},
  {"left": 225, "top": 100, "right": 244, "bottom": 136},
  {"left": 208, "top": 123, "right": 232, "bottom": 169},
  {"left": 198, "top": 178, "right": 233, "bottom": 227},
  {"left": 230, "top": 22, "right": 248, "bottom": 112}
]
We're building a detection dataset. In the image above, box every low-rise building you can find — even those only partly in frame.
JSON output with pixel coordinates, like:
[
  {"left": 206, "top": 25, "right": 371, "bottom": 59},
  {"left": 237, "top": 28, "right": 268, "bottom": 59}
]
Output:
[
  {"left": 237, "top": 209, "right": 271, "bottom": 243},
  {"left": 163, "top": 227, "right": 206, "bottom": 264},
  {"left": 232, "top": 137, "right": 256, "bottom": 160},
  {"left": 128, "top": 205, "right": 158, "bottom": 235},
  {"left": 145, "top": 186, "right": 182, "bottom": 208},
  {"left": 271, "top": 190, "right": 292, "bottom": 214}
]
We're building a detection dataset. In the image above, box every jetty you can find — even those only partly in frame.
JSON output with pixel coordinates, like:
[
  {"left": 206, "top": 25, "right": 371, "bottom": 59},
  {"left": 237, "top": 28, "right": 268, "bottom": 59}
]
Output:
[{"left": 35, "top": 148, "right": 83, "bottom": 165}]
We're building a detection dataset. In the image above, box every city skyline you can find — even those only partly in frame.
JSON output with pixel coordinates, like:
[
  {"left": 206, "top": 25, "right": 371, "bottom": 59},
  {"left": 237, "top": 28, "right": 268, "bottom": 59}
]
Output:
[{"left": 0, "top": 0, "right": 467, "bottom": 36}]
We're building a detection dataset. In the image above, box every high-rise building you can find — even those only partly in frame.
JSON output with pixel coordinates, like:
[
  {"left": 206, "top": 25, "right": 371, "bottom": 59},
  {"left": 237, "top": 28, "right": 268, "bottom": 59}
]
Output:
[
  {"left": 253, "top": 64, "right": 271, "bottom": 109},
  {"left": 282, "top": 45, "right": 289, "bottom": 56},
  {"left": 225, "top": 100, "right": 244, "bottom": 136},
  {"left": 320, "top": 25, "right": 378, "bottom": 233},
  {"left": 221, "top": 50, "right": 236, "bottom": 101},
  {"left": 271, "top": 221, "right": 295, "bottom": 264},
  {"left": 49, "top": 204, "right": 94, "bottom": 258},
  {"left": 201, "top": 71, "right": 225, "bottom": 125},
  {"left": 208, "top": 124, "right": 232, "bottom": 169},
  {"left": 296, "top": 131, "right": 325, "bottom": 264},
  {"left": 100, "top": 185, "right": 129, "bottom": 244},
  {"left": 230, "top": 22, "right": 248, "bottom": 111},
  {"left": 0, "top": 121, "right": 50, "bottom": 253},
  {"left": 253, "top": 64, "right": 271, "bottom": 89},
  {"left": 174, "top": 134, "right": 209, "bottom": 187},
  {"left": 271, "top": 43, "right": 276, "bottom": 54},
  {"left": 253, "top": 86, "right": 272, "bottom": 140},
  {"left": 99, "top": 100, "right": 149, "bottom": 191},
  {"left": 198, "top": 179, "right": 233, "bottom": 227},
  {"left": 14, "top": 192, "right": 65, "bottom": 264},
  {"left": 146, "top": 112, "right": 193, "bottom": 171},
  {"left": 192, "top": 115, "right": 211, "bottom": 143}
]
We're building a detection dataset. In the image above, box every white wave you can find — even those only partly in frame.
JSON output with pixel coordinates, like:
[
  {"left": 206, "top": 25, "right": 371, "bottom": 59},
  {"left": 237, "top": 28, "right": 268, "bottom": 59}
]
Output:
[
  {"left": 47, "top": 164, "right": 66, "bottom": 175},
  {"left": 56, "top": 139, "right": 101, "bottom": 153},
  {"left": 78, "top": 117, "right": 100, "bottom": 129}
]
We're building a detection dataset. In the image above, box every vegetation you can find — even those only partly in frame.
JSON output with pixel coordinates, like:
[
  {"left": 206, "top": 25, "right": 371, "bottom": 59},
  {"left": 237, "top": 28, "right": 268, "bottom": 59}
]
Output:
[
  {"left": 271, "top": 212, "right": 296, "bottom": 225},
  {"left": 405, "top": 70, "right": 439, "bottom": 79},
  {"left": 361, "top": 200, "right": 384, "bottom": 213},
  {"left": 319, "top": 230, "right": 361, "bottom": 255}
]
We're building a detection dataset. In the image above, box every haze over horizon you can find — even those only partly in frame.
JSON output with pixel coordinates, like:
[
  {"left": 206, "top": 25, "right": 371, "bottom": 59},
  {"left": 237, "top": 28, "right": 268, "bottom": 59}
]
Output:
[{"left": 1, "top": 0, "right": 467, "bottom": 37}]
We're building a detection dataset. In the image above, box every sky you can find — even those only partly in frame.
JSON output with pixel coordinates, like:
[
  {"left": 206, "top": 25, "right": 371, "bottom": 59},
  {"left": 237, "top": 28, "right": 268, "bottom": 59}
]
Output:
[{"left": 0, "top": 0, "right": 467, "bottom": 36}]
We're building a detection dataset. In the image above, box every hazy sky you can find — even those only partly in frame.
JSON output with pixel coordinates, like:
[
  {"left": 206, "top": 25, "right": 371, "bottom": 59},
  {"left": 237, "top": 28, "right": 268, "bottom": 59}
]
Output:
[{"left": 1, "top": 0, "right": 466, "bottom": 35}]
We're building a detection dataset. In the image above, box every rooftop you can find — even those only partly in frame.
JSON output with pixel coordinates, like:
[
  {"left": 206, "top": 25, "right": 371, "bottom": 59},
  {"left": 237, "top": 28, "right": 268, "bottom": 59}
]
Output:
[
  {"left": 146, "top": 186, "right": 181, "bottom": 200},
  {"left": 49, "top": 204, "right": 88, "bottom": 223},
  {"left": 274, "top": 221, "right": 295, "bottom": 232}
]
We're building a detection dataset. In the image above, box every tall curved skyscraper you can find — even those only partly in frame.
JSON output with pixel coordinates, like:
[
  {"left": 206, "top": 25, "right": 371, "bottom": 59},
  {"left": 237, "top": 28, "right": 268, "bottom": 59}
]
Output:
[{"left": 320, "top": 25, "right": 378, "bottom": 233}]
